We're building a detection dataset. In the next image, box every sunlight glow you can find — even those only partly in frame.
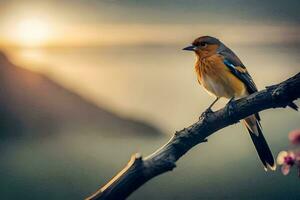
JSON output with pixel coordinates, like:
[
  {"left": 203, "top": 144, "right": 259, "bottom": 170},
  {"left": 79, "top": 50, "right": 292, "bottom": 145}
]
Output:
[{"left": 15, "top": 18, "right": 51, "bottom": 47}]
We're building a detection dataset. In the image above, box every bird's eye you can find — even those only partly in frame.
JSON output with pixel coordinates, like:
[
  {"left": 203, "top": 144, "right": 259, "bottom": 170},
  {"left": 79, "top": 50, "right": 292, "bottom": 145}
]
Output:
[{"left": 199, "top": 42, "right": 207, "bottom": 48}]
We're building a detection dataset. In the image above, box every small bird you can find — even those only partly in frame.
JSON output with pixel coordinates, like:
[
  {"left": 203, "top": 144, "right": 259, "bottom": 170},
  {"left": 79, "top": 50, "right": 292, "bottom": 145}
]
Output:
[{"left": 182, "top": 36, "right": 290, "bottom": 170}]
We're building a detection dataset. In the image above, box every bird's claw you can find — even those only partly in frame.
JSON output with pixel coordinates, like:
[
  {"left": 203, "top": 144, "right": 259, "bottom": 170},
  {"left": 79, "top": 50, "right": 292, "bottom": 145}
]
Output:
[{"left": 200, "top": 108, "right": 213, "bottom": 119}]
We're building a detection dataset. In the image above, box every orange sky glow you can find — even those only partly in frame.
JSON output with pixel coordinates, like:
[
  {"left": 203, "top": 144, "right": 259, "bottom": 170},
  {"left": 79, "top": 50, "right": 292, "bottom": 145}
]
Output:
[{"left": 0, "top": 1, "right": 299, "bottom": 48}]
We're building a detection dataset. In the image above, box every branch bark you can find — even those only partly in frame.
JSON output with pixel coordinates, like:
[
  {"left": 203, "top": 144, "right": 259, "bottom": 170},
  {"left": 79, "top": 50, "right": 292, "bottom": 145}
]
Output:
[{"left": 86, "top": 73, "right": 300, "bottom": 200}]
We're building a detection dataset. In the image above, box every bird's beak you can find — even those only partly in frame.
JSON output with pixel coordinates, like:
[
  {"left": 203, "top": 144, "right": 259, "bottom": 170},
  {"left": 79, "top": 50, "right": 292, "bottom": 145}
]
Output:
[{"left": 182, "top": 45, "right": 197, "bottom": 51}]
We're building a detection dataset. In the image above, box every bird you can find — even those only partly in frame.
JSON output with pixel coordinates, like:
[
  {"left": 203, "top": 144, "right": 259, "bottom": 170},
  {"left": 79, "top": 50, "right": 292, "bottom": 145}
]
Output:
[{"left": 182, "top": 36, "right": 297, "bottom": 170}]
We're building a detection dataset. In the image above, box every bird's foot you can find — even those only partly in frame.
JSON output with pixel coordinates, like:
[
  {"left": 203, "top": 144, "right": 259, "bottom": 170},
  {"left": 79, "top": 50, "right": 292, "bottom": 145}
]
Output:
[
  {"left": 200, "top": 107, "right": 213, "bottom": 120},
  {"left": 226, "top": 98, "right": 237, "bottom": 116}
]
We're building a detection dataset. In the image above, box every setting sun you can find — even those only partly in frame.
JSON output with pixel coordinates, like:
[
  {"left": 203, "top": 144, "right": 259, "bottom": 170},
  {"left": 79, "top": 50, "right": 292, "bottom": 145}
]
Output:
[{"left": 15, "top": 18, "right": 51, "bottom": 47}]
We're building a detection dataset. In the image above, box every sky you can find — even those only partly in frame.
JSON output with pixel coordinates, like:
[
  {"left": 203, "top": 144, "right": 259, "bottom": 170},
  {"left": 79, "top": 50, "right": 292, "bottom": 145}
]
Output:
[{"left": 0, "top": 0, "right": 299, "bottom": 47}]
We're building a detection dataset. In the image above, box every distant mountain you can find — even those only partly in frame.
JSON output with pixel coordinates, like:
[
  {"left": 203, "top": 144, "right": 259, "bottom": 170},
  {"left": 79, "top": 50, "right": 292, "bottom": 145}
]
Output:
[{"left": 0, "top": 51, "right": 162, "bottom": 138}]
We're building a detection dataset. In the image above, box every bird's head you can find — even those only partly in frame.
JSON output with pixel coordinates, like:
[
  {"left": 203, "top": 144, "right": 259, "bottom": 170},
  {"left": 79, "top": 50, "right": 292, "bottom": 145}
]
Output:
[{"left": 183, "top": 36, "right": 221, "bottom": 58}]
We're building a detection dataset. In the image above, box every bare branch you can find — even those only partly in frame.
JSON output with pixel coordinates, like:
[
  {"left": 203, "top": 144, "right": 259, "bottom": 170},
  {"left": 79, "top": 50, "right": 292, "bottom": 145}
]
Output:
[{"left": 86, "top": 73, "right": 300, "bottom": 200}]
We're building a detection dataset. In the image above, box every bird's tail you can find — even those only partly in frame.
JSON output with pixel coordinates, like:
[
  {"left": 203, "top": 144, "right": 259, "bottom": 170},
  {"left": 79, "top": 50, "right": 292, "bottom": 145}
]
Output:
[{"left": 242, "top": 115, "right": 276, "bottom": 171}]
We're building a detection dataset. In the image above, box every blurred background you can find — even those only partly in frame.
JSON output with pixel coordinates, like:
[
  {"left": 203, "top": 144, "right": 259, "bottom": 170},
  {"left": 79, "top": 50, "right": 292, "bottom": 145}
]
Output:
[{"left": 0, "top": 0, "right": 299, "bottom": 199}]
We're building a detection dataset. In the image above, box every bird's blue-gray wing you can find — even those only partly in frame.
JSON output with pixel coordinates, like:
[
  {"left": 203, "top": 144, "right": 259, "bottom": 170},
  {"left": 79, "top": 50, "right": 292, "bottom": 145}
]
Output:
[
  {"left": 219, "top": 49, "right": 258, "bottom": 94},
  {"left": 219, "top": 48, "right": 262, "bottom": 120}
]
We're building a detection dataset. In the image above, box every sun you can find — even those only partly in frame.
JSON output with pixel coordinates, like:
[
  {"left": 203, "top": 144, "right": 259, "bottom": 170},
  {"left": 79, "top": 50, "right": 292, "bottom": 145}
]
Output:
[{"left": 15, "top": 18, "right": 51, "bottom": 47}]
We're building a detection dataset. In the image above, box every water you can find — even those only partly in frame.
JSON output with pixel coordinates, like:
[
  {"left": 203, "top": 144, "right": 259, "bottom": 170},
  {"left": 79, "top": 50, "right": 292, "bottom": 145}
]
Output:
[{"left": 2, "top": 45, "right": 300, "bottom": 199}]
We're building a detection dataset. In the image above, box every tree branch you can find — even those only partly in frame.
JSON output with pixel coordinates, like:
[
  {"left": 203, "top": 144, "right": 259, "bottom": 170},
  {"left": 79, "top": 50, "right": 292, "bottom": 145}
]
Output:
[{"left": 86, "top": 73, "right": 300, "bottom": 200}]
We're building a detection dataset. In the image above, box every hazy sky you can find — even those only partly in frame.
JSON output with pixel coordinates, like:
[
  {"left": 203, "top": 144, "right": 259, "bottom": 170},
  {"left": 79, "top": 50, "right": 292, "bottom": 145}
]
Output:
[{"left": 0, "top": 0, "right": 299, "bottom": 47}]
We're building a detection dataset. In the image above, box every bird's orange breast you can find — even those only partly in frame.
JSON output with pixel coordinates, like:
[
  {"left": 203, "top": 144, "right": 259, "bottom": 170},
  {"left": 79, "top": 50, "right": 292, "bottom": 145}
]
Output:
[{"left": 195, "top": 54, "right": 247, "bottom": 98}]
